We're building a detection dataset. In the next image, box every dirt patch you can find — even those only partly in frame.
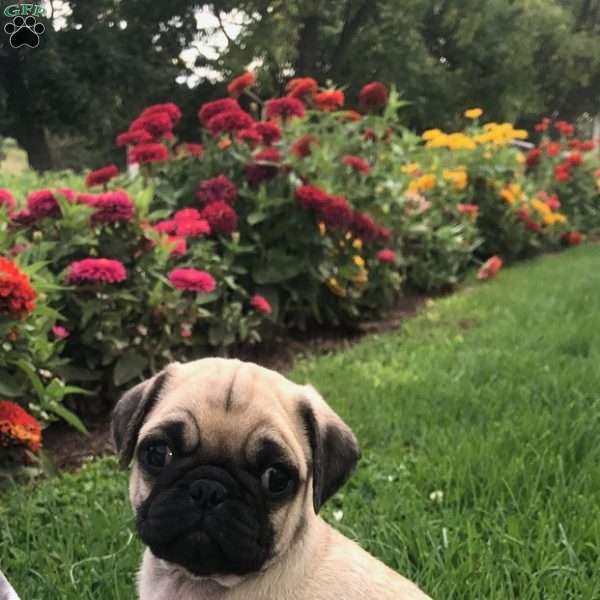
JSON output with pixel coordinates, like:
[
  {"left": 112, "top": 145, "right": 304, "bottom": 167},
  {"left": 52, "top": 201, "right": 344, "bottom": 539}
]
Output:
[{"left": 43, "top": 292, "right": 430, "bottom": 472}]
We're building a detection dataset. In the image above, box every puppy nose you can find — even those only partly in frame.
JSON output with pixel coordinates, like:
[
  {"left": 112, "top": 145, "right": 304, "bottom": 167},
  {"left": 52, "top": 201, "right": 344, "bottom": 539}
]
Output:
[{"left": 189, "top": 479, "right": 228, "bottom": 508}]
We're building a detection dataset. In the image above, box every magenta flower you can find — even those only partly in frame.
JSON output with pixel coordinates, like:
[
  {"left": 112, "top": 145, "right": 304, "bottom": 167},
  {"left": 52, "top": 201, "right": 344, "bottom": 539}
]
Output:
[
  {"left": 66, "top": 258, "right": 127, "bottom": 284},
  {"left": 169, "top": 268, "right": 216, "bottom": 293}
]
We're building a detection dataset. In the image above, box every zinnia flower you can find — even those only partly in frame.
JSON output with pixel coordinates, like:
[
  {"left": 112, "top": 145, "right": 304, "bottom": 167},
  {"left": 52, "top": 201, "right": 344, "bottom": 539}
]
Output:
[
  {"left": 27, "top": 189, "right": 59, "bottom": 219},
  {"left": 10, "top": 209, "right": 35, "bottom": 226},
  {"left": 554, "top": 120, "right": 574, "bottom": 137},
  {"left": 206, "top": 110, "right": 255, "bottom": 137},
  {"left": 359, "top": 82, "right": 388, "bottom": 111},
  {"left": 90, "top": 190, "right": 135, "bottom": 224},
  {"left": 315, "top": 195, "right": 353, "bottom": 230},
  {"left": 175, "top": 218, "right": 211, "bottom": 238},
  {"left": 546, "top": 142, "right": 561, "bottom": 157},
  {"left": 52, "top": 325, "right": 69, "bottom": 339},
  {"left": 0, "top": 257, "right": 36, "bottom": 319},
  {"left": 562, "top": 231, "right": 583, "bottom": 246},
  {"left": 567, "top": 152, "right": 582, "bottom": 167},
  {"left": 350, "top": 212, "right": 380, "bottom": 243},
  {"left": 535, "top": 117, "right": 551, "bottom": 132},
  {"left": 291, "top": 134, "right": 319, "bottom": 158},
  {"left": 464, "top": 108, "right": 483, "bottom": 119},
  {"left": 196, "top": 175, "right": 238, "bottom": 205},
  {"left": 167, "top": 236, "right": 187, "bottom": 257},
  {"left": 265, "top": 97, "right": 305, "bottom": 120},
  {"left": 295, "top": 185, "right": 329, "bottom": 210},
  {"left": 169, "top": 268, "right": 216, "bottom": 293},
  {"left": 85, "top": 164, "right": 119, "bottom": 188},
  {"left": 377, "top": 249, "right": 396, "bottom": 264},
  {"left": 314, "top": 90, "right": 344, "bottom": 111},
  {"left": 343, "top": 110, "right": 362, "bottom": 122},
  {"left": 525, "top": 148, "right": 542, "bottom": 169},
  {"left": 477, "top": 256, "right": 503, "bottom": 280},
  {"left": 198, "top": 98, "right": 241, "bottom": 124},
  {"left": 342, "top": 155, "right": 370, "bottom": 175},
  {"left": 250, "top": 294, "right": 272, "bottom": 314},
  {"left": 184, "top": 143, "right": 204, "bottom": 158},
  {"left": 286, "top": 77, "right": 318, "bottom": 99},
  {"left": 457, "top": 203, "right": 480, "bottom": 218},
  {"left": 200, "top": 201, "right": 238, "bottom": 236},
  {"left": 128, "top": 143, "right": 169, "bottom": 164},
  {"left": 554, "top": 163, "right": 571, "bottom": 183},
  {"left": 237, "top": 128, "right": 263, "bottom": 146},
  {"left": 0, "top": 188, "right": 16, "bottom": 211},
  {"left": 253, "top": 121, "right": 282, "bottom": 145},
  {"left": 66, "top": 258, "right": 127, "bottom": 285},
  {"left": 245, "top": 148, "right": 282, "bottom": 186},
  {"left": 0, "top": 400, "right": 42, "bottom": 453},
  {"left": 116, "top": 130, "right": 153, "bottom": 147},
  {"left": 141, "top": 103, "right": 182, "bottom": 125},
  {"left": 227, "top": 71, "right": 256, "bottom": 97},
  {"left": 130, "top": 111, "right": 173, "bottom": 140}
]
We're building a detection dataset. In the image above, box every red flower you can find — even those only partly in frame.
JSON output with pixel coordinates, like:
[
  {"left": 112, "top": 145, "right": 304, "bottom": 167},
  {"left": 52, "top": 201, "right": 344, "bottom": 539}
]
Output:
[
  {"left": 363, "top": 128, "right": 377, "bottom": 142},
  {"left": 76, "top": 193, "right": 100, "bottom": 206},
  {"left": 525, "top": 148, "right": 542, "bottom": 168},
  {"left": 554, "top": 120, "right": 574, "bottom": 137},
  {"left": 52, "top": 325, "right": 69, "bottom": 339},
  {"left": 227, "top": 71, "right": 256, "bottom": 97},
  {"left": 154, "top": 219, "right": 177, "bottom": 235},
  {"left": 196, "top": 175, "right": 238, "bottom": 205},
  {"left": 237, "top": 128, "right": 262, "bottom": 146},
  {"left": 286, "top": 77, "right": 318, "bottom": 99},
  {"left": 245, "top": 148, "right": 282, "bottom": 186},
  {"left": 140, "top": 103, "right": 182, "bottom": 126},
  {"left": 8, "top": 244, "right": 28, "bottom": 257},
  {"left": 314, "top": 90, "right": 344, "bottom": 111},
  {"left": 130, "top": 111, "right": 173, "bottom": 140},
  {"left": 57, "top": 188, "right": 76, "bottom": 203},
  {"left": 554, "top": 163, "right": 571, "bottom": 183},
  {"left": 343, "top": 110, "right": 362, "bottom": 122},
  {"left": 90, "top": 190, "right": 135, "bottom": 224},
  {"left": 342, "top": 155, "right": 370, "bottom": 175},
  {"left": 580, "top": 140, "right": 595, "bottom": 152},
  {"left": 0, "top": 257, "right": 36, "bottom": 319},
  {"left": 9, "top": 209, "right": 35, "bottom": 226},
  {"left": 0, "top": 188, "right": 16, "bottom": 211},
  {"left": 265, "top": 97, "right": 305, "bottom": 120},
  {"left": 66, "top": 258, "right": 127, "bottom": 285},
  {"left": 546, "top": 142, "right": 561, "bottom": 157},
  {"left": 534, "top": 117, "right": 551, "bottom": 132},
  {"left": 174, "top": 208, "right": 201, "bottom": 221},
  {"left": 200, "top": 201, "right": 238, "bottom": 236},
  {"left": 128, "top": 143, "right": 169, "bottom": 165},
  {"left": 457, "top": 203, "right": 480, "bottom": 217},
  {"left": 167, "top": 236, "right": 187, "bottom": 257},
  {"left": 176, "top": 219, "right": 211, "bottom": 238},
  {"left": 562, "top": 231, "right": 583, "bottom": 246},
  {"left": 116, "top": 130, "right": 153, "bottom": 147},
  {"left": 377, "top": 249, "right": 396, "bottom": 264},
  {"left": 477, "top": 256, "right": 503, "bottom": 280},
  {"left": 350, "top": 211, "right": 379, "bottom": 243},
  {"left": 205, "top": 110, "right": 254, "bottom": 137},
  {"left": 198, "top": 98, "right": 241, "bottom": 124},
  {"left": 169, "top": 268, "right": 216, "bottom": 293},
  {"left": 517, "top": 207, "right": 530, "bottom": 221},
  {"left": 295, "top": 185, "right": 329, "bottom": 209},
  {"left": 27, "top": 189, "right": 59, "bottom": 219},
  {"left": 378, "top": 225, "right": 391, "bottom": 243},
  {"left": 316, "top": 195, "right": 353, "bottom": 230},
  {"left": 253, "top": 121, "right": 282, "bottom": 145},
  {"left": 544, "top": 193, "right": 561, "bottom": 211},
  {"left": 184, "top": 143, "right": 204, "bottom": 158},
  {"left": 525, "top": 219, "right": 542, "bottom": 233},
  {"left": 0, "top": 400, "right": 42, "bottom": 453},
  {"left": 291, "top": 134, "right": 319, "bottom": 158},
  {"left": 359, "top": 82, "right": 388, "bottom": 111},
  {"left": 85, "top": 164, "right": 119, "bottom": 188},
  {"left": 250, "top": 294, "right": 272, "bottom": 314},
  {"left": 567, "top": 152, "right": 582, "bottom": 167}
]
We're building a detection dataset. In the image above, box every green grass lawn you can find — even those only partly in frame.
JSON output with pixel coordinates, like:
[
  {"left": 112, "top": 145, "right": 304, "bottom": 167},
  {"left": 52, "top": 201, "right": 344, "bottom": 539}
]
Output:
[{"left": 1, "top": 245, "right": 599, "bottom": 599}]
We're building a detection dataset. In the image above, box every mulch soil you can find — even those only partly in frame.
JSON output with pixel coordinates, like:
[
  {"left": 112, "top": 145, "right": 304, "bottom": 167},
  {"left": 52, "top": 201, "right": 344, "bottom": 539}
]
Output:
[{"left": 43, "top": 293, "right": 430, "bottom": 471}]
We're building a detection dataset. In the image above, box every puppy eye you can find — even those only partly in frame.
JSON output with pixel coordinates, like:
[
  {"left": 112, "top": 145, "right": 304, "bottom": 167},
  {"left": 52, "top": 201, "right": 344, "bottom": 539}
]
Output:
[
  {"left": 261, "top": 464, "right": 293, "bottom": 497},
  {"left": 143, "top": 442, "right": 173, "bottom": 469}
]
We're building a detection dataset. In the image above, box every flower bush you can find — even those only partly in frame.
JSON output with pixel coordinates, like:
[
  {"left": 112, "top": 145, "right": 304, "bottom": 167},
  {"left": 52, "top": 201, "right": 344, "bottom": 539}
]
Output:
[{"left": 1, "top": 74, "right": 599, "bottom": 452}]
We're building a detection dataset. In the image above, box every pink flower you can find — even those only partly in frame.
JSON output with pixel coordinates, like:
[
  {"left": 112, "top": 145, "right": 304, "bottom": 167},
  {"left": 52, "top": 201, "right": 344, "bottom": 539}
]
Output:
[
  {"left": 457, "top": 203, "right": 480, "bottom": 218},
  {"left": 27, "top": 189, "right": 60, "bottom": 219},
  {"left": 90, "top": 190, "right": 135, "bottom": 224},
  {"left": 342, "top": 155, "right": 370, "bottom": 175},
  {"left": 477, "top": 256, "right": 503, "bottom": 280},
  {"left": 52, "top": 325, "right": 69, "bottom": 339},
  {"left": 0, "top": 188, "right": 16, "bottom": 211},
  {"left": 85, "top": 164, "right": 119, "bottom": 188},
  {"left": 265, "top": 97, "right": 306, "bottom": 120},
  {"left": 377, "top": 249, "right": 396, "bottom": 264},
  {"left": 184, "top": 143, "right": 204, "bottom": 158},
  {"left": 250, "top": 294, "right": 272, "bottom": 314},
  {"left": 200, "top": 201, "right": 238, "bottom": 236},
  {"left": 180, "top": 323, "right": 193, "bottom": 337},
  {"left": 175, "top": 219, "right": 211, "bottom": 238},
  {"left": 154, "top": 219, "right": 177, "bottom": 235},
  {"left": 169, "top": 268, "right": 216, "bottom": 293},
  {"left": 167, "top": 236, "right": 187, "bottom": 256},
  {"left": 10, "top": 209, "right": 35, "bottom": 226},
  {"left": 8, "top": 244, "right": 28, "bottom": 256},
  {"left": 66, "top": 258, "right": 127, "bottom": 285},
  {"left": 196, "top": 175, "right": 238, "bottom": 205}
]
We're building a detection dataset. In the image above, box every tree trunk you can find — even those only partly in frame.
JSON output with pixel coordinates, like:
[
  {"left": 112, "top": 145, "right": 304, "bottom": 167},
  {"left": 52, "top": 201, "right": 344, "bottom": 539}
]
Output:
[
  {"left": 296, "top": 13, "right": 320, "bottom": 75},
  {"left": 1, "top": 51, "right": 54, "bottom": 171}
]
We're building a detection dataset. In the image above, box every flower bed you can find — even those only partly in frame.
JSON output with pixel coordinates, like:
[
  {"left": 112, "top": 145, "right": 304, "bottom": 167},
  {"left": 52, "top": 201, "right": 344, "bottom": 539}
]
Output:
[{"left": 1, "top": 74, "right": 599, "bottom": 462}]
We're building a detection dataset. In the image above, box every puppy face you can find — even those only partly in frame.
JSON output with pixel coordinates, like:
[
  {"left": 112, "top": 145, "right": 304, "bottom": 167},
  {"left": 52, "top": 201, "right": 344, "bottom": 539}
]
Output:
[{"left": 112, "top": 359, "right": 360, "bottom": 578}]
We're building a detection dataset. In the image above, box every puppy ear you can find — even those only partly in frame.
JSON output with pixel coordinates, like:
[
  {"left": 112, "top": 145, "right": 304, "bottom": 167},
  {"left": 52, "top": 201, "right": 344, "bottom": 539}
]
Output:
[
  {"left": 300, "top": 385, "right": 361, "bottom": 513},
  {"left": 111, "top": 368, "right": 171, "bottom": 468}
]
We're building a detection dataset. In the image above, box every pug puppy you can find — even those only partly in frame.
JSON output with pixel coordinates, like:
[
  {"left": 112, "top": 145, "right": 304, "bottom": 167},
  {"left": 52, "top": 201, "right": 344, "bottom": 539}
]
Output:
[{"left": 112, "top": 358, "right": 432, "bottom": 600}]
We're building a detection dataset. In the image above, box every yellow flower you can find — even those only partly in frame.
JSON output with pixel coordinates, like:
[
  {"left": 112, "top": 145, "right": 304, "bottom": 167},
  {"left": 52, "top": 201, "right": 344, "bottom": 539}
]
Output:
[
  {"left": 422, "top": 128, "right": 444, "bottom": 141},
  {"left": 516, "top": 153, "right": 525, "bottom": 164},
  {"left": 353, "top": 268, "right": 369, "bottom": 286},
  {"left": 483, "top": 151, "right": 492, "bottom": 159},
  {"left": 500, "top": 183, "right": 523, "bottom": 205},
  {"left": 353, "top": 255, "right": 365, "bottom": 267},
  {"left": 408, "top": 173, "right": 437, "bottom": 194},
  {"left": 543, "top": 212, "right": 567, "bottom": 225},
  {"left": 352, "top": 238, "right": 363, "bottom": 250},
  {"left": 443, "top": 169, "right": 468, "bottom": 190},
  {"left": 318, "top": 222, "right": 326, "bottom": 236},
  {"left": 532, "top": 199, "right": 551, "bottom": 216},
  {"left": 326, "top": 277, "right": 347, "bottom": 297},
  {"left": 401, "top": 162, "right": 420, "bottom": 174},
  {"left": 464, "top": 108, "right": 483, "bottom": 119},
  {"left": 512, "top": 129, "right": 529, "bottom": 140}
]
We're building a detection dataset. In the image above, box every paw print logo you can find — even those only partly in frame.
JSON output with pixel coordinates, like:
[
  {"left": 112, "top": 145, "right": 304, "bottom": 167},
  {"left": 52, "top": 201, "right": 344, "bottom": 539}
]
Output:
[{"left": 4, "top": 15, "right": 45, "bottom": 49}]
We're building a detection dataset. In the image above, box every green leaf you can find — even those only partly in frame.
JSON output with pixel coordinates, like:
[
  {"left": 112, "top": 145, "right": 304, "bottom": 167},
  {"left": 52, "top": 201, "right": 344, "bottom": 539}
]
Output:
[
  {"left": 113, "top": 351, "right": 148, "bottom": 387},
  {"left": 47, "top": 402, "right": 88, "bottom": 434},
  {"left": 252, "top": 254, "right": 305, "bottom": 284},
  {"left": 0, "top": 371, "right": 26, "bottom": 398}
]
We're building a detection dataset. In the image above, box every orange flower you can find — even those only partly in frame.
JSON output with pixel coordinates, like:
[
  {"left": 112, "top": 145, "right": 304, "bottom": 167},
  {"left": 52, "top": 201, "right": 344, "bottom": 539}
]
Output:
[
  {"left": 314, "top": 90, "right": 344, "bottom": 111},
  {"left": 227, "top": 71, "right": 256, "bottom": 98},
  {"left": 0, "top": 400, "right": 42, "bottom": 453},
  {"left": 477, "top": 256, "right": 503, "bottom": 280},
  {"left": 218, "top": 137, "right": 232, "bottom": 150}
]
